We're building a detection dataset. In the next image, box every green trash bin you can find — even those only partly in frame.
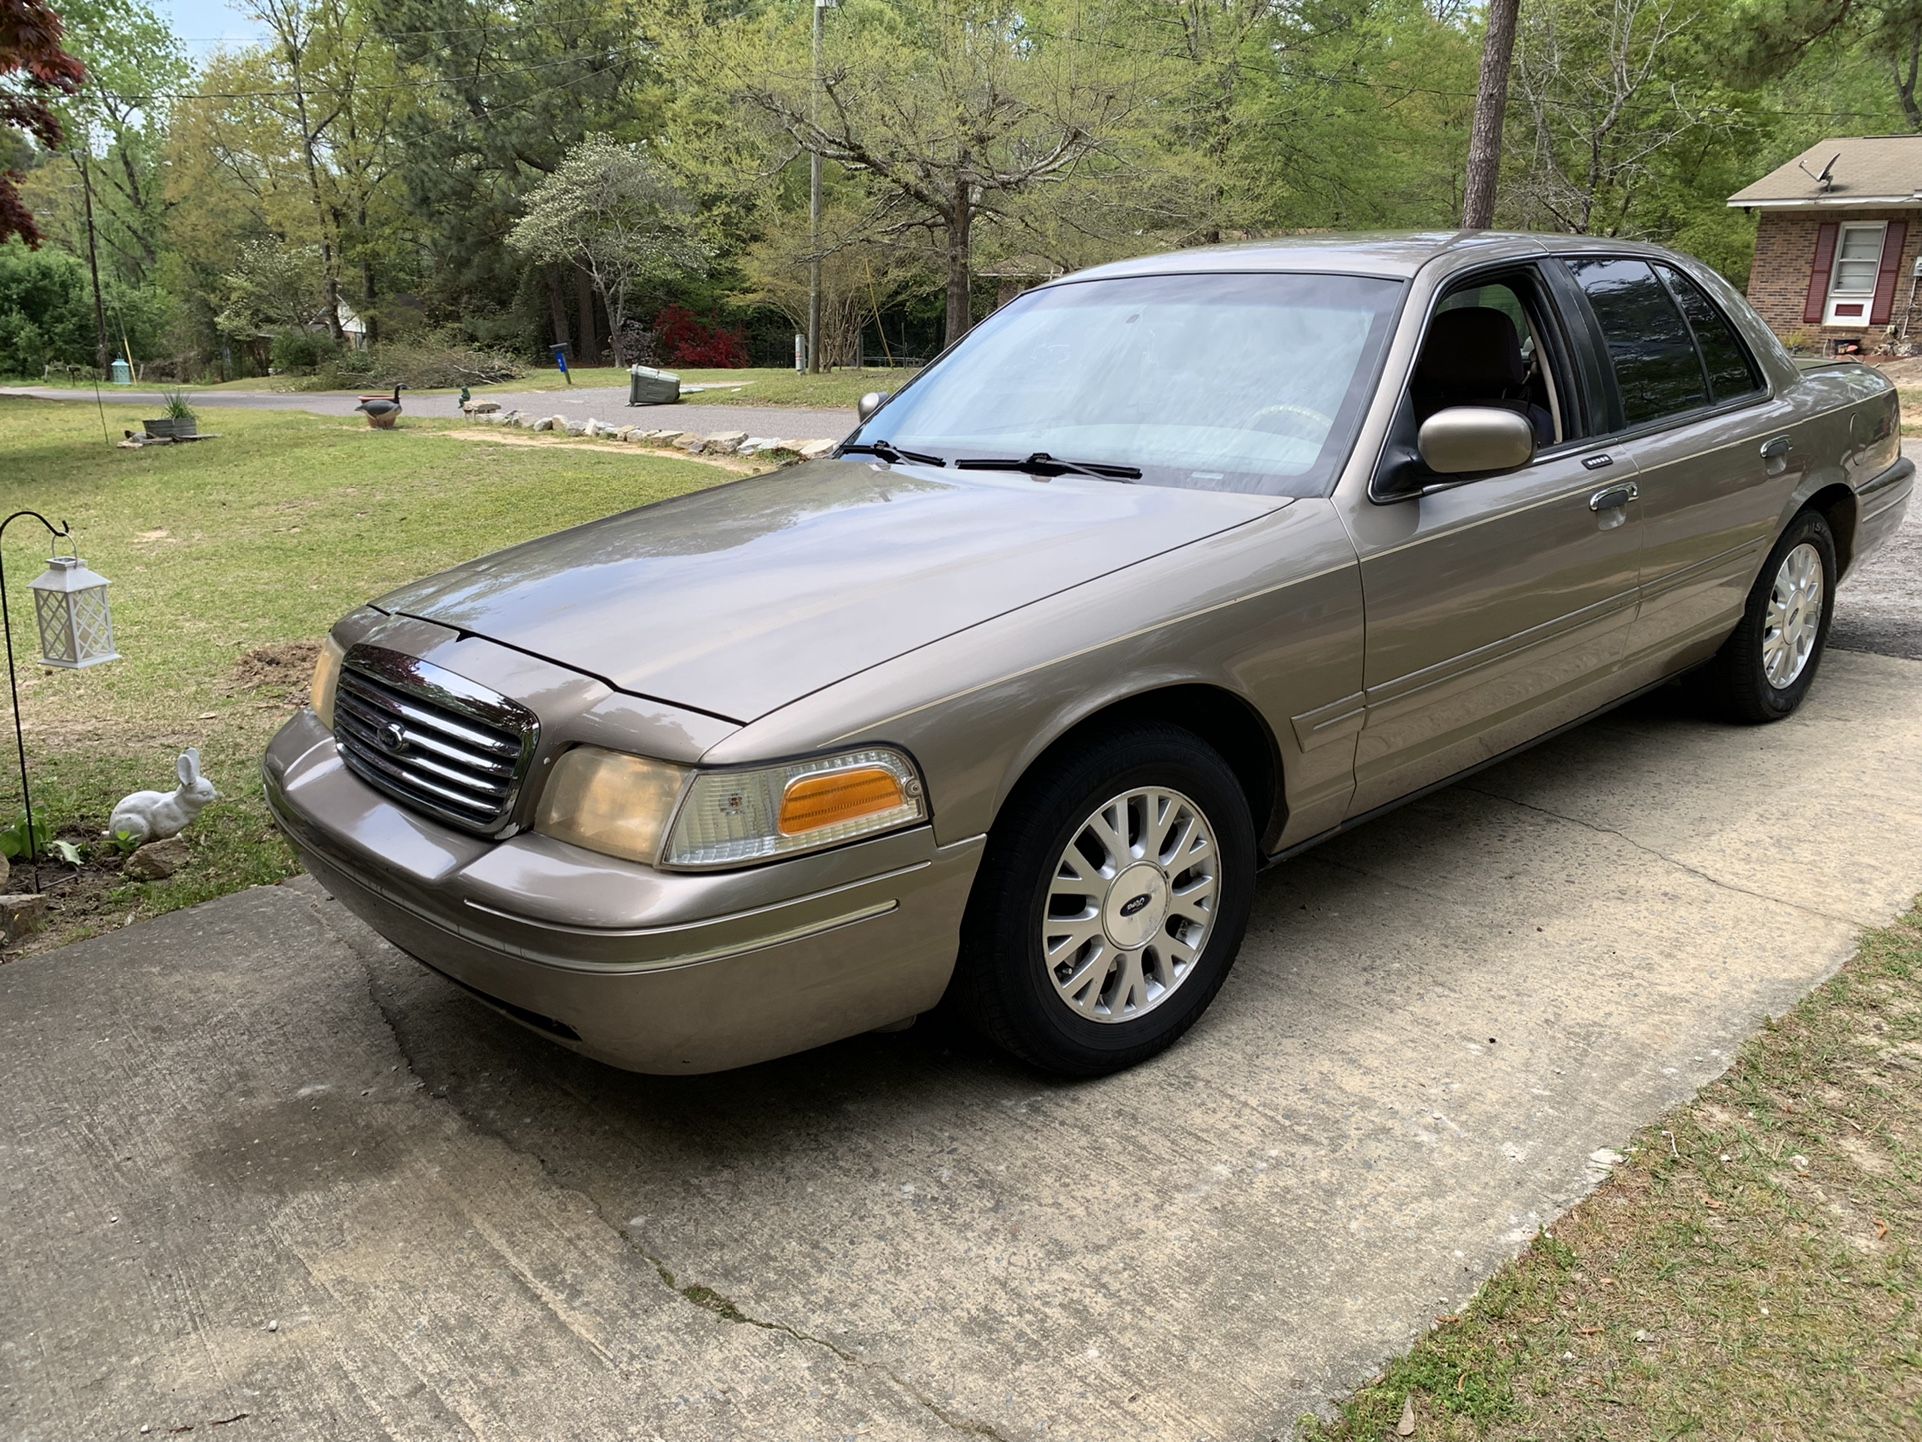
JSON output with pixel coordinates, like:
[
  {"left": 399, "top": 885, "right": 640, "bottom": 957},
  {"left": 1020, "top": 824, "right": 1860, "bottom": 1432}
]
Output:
[{"left": 628, "top": 365, "right": 680, "bottom": 406}]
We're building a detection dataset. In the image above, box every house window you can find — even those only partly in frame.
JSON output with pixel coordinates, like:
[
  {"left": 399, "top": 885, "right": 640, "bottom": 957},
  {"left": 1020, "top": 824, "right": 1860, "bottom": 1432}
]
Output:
[{"left": 1825, "top": 221, "right": 1886, "bottom": 325}]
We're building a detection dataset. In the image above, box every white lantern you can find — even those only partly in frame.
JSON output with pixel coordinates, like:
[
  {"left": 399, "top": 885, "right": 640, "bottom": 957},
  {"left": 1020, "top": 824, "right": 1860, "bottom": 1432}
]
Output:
[{"left": 29, "top": 554, "right": 119, "bottom": 670}]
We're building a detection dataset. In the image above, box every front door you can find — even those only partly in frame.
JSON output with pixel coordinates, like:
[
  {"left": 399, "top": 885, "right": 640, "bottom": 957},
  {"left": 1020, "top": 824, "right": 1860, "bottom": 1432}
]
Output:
[{"left": 1337, "top": 264, "right": 1645, "bottom": 815}]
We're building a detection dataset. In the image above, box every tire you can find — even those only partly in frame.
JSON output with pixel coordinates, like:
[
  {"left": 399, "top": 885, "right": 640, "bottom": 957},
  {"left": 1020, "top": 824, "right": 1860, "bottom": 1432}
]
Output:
[
  {"left": 1701, "top": 508, "right": 1837, "bottom": 724},
  {"left": 953, "top": 723, "right": 1256, "bottom": 1076}
]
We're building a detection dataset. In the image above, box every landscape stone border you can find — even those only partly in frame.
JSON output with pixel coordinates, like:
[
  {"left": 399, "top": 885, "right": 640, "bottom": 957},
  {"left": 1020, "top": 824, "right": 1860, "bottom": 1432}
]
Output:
[{"left": 465, "top": 408, "right": 834, "bottom": 463}]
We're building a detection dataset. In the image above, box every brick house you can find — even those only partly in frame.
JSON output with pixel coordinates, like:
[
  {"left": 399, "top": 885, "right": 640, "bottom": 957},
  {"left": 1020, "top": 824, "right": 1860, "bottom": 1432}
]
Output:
[{"left": 1728, "top": 135, "right": 1922, "bottom": 354}]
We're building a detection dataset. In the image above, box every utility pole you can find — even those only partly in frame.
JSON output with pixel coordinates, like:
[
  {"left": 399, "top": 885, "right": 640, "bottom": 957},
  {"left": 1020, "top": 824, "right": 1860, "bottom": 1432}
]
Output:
[
  {"left": 77, "top": 148, "right": 111, "bottom": 379},
  {"left": 807, "top": 0, "right": 832, "bottom": 374},
  {"left": 1462, "top": 0, "right": 1520, "bottom": 230}
]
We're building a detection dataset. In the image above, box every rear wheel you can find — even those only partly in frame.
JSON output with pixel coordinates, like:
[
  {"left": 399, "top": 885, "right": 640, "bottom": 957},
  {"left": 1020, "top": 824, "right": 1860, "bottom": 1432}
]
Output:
[
  {"left": 1702, "top": 508, "right": 1837, "bottom": 723},
  {"left": 954, "top": 725, "right": 1256, "bottom": 1075}
]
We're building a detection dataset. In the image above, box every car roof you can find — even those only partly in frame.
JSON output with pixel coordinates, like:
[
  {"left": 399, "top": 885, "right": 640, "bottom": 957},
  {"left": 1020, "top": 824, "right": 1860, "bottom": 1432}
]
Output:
[{"left": 1053, "top": 231, "right": 1677, "bottom": 285}]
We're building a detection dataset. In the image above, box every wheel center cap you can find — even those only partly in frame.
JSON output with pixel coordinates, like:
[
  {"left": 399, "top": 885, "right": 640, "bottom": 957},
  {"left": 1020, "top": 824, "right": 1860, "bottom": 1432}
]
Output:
[{"left": 1103, "top": 862, "right": 1168, "bottom": 951}]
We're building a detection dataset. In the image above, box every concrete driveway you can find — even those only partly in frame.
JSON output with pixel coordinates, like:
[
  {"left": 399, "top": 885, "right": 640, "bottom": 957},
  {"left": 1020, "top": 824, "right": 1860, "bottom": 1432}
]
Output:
[
  {"left": 0, "top": 384, "right": 854, "bottom": 446},
  {"left": 4, "top": 514, "right": 1922, "bottom": 1440}
]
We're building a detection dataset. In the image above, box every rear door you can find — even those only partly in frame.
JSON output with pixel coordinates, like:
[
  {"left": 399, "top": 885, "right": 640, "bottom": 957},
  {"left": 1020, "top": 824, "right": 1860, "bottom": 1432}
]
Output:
[
  {"left": 1554, "top": 256, "right": 1797, "bottom": 676},
  {"left": 1338, "top": 262, "right": 1646, "bottom": 815}
]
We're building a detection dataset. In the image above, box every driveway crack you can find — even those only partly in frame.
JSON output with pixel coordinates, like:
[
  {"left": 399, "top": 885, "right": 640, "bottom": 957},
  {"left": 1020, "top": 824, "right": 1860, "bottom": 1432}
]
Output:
[
  {"left": 288, "top": 880, "right": 1021, "bottom": 1442},
  {"left": 1459, "top": 785, "right": 1869, "bottom": 928}
]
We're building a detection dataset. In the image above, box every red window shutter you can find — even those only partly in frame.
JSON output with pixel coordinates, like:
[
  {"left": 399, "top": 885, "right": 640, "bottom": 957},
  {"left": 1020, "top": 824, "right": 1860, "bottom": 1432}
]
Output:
[
  {"left": 1871, "top": 221, "right": 1909, "bottom": 324},
  {"left": 1804, "top": 222, "right": 1840, "bottom": 324}
]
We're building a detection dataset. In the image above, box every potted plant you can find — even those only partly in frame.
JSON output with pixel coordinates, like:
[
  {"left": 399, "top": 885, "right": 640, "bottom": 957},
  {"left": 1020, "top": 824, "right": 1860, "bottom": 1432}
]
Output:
[{"left": 143, "top": 390, "right": 197, "bottom": 440}]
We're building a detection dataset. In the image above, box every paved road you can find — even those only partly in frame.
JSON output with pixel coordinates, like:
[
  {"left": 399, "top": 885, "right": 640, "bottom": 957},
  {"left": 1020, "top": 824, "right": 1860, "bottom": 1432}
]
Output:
[
  {"left": 1, "top": 480, "right": 1919, "bottom": 1440},
  {"left": 1832, "top": 467, "right": 1922, "bottom": 659},
  {"left": 0, "top": 383, "right": 856, "bottom": 443}
]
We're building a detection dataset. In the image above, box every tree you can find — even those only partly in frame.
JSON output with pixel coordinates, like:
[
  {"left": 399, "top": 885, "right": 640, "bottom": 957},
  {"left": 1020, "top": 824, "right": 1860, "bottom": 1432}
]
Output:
[
  {"left": 1463, "top": 0, "right": 1519, "bottom": 227},
  {"left": 1510, "top": 0, "right": 1728, "bottom": 237},
  {"left": 1, "top": 0, "right": 86, "bottom": 247},
  {"left": 214, "top": 236, "right": 324, "bottom": 337},
  {"left": 1741, "top": 0, "right": 1922, "bottom": 129},
  {"left": 738, "top": 199, "right": 930, "bottom": 367},
  {"left": 690, "top": 0, "right": 1173, "bottom": 347},
  {"left": 507, "top": 136, "right": 707, "bottom": 357},
  {"left": 48, "top": 0, "right": 187, "bottom": 283},
  {"left": 384, "top": 0, "right": 665, "bottom": 356}
]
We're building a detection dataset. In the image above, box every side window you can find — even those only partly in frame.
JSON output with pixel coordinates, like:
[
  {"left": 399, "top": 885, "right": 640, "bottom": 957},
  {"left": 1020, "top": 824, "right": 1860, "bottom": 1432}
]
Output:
[
  {"left": 1563, "top": 257, "right": 1708, "bottom": 428},
  {"left": 1657, "top": 263, "right": 1762, "bottom": 403},
  {"left": 1417, "top": 274, "right": 1566, "bottom": 447}
]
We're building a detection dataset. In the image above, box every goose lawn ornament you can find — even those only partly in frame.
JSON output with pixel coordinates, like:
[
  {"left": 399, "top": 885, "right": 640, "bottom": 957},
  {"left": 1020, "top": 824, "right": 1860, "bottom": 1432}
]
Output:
[
  {"left": 355, "top": 385, "right": 405, "bottom": 429},
  {"left": 109, "top": 748, "right": 219, "bottom": 845}
]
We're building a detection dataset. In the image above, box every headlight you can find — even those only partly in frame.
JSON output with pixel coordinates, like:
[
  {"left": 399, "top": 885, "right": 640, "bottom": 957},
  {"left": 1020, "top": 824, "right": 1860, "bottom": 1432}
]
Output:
[
  {"left": 311, "top": 635, "right": 346, "bottom": 729},
  {"left": 535, "top": 747, "right": 689, "bottom": 865},
  {"left": 534, "top": 744, "right": 927, "bottom": 869}
]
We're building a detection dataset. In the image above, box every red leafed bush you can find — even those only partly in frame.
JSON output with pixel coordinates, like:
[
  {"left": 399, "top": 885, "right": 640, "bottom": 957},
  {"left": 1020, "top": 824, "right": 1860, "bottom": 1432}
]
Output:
[
  {"left": 653, "top": 305, "right": 748, "bottom": 368},
  {"left": 2, "top": 0, "right": 89, "bottom": 248}
]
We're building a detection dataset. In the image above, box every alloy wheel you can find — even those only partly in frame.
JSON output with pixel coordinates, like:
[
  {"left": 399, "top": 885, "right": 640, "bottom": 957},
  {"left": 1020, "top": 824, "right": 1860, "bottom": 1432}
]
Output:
[
  {"left": 1763, "top": 541, "right": 1824, "bottom": 689},
  {"left": 1041, "top": 787, "right": 1220, "bottom": 1024}
]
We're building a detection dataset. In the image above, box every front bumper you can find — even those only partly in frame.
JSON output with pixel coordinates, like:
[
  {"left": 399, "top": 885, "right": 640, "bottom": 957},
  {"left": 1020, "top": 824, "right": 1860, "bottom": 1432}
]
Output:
[{"left": 265, "top": 710, "right": 983, "bottom": 1073}]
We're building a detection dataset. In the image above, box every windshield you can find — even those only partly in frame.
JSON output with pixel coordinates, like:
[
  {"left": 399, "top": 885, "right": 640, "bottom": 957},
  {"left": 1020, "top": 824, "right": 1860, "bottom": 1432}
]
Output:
[{"left": 846, "top": 271, "right": 1404, "bottom": 496}]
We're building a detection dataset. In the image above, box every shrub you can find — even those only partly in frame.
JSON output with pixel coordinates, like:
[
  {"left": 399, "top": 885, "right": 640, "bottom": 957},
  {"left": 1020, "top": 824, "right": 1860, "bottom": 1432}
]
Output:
[
  {"left": 612, "top": 320, "right": 660, "bottom": 367},
  {"left": 312, "top": 339, "right": 524, "bottom": 390},
  {"left": 653, "top": 305, "right": 748, "bottom": 368},
  {"left": 271, "top": 328, "right": 339, "bottom": 374}
]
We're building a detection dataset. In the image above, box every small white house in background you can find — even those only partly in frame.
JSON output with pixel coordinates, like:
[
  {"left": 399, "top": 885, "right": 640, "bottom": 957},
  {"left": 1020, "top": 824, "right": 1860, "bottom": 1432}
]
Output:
[{"left": 335, "top": 300, "right": 370, "bottom": 350}]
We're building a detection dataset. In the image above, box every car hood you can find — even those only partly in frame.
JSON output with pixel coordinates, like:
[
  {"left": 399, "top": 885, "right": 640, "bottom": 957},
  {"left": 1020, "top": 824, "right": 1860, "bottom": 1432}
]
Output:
[{"left": 377, "top": 458, "right": 1285, "bottom": 722}]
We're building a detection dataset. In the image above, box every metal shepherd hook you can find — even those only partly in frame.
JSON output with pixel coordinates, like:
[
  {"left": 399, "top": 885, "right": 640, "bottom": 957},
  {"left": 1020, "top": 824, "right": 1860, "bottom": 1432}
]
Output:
[{"left": 0, "top": 511, "right": 74, "bottom": 894}]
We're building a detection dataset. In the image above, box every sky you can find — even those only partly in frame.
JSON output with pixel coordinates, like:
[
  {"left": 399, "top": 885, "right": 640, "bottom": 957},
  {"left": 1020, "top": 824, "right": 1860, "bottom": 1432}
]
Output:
[{"left": 155, "top": 0, "right": 266, "bottom": 54}]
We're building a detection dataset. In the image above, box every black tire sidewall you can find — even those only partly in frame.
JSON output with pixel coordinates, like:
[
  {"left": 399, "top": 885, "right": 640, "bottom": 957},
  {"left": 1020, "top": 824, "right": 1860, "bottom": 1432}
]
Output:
[
  {"left": 959, "top": 726, "right": 1256, "bottom": 1074},
  {"left": 1741, "top": 510, "right": 1837, "bottom": 720}
]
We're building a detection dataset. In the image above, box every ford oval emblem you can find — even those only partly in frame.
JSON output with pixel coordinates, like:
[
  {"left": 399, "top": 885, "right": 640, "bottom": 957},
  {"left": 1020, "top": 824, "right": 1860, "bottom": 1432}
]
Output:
[
  {"left": 375, "top": 721, "right": 409, "bottom": 755},
  {"left": 1119, "top": 893, "right": 1153, "bottom": 919}
]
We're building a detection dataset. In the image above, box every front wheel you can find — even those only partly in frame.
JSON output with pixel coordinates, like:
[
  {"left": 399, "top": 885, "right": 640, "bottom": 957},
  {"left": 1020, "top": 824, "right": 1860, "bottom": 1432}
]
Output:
[
  {"left": 1702, "top": 508, "right": 1837, "bottom": 724},
  {"left": 953, "top": 724, "right": 1256, "bottom": 1075}
]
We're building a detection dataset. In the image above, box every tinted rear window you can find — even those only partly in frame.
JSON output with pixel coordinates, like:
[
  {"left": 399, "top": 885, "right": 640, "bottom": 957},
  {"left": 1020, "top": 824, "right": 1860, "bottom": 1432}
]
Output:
[
  {"left": 1564, "top": 257, "right": 1707, "bottom": 428},
  {"left": 1658, "top": 263, "right": 1762, "bottom": 403}
]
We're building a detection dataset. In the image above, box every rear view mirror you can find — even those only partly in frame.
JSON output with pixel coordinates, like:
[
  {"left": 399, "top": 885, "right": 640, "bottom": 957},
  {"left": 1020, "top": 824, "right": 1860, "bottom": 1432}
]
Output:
[
  {"left": 857, "top": 391, "right": 890, "bottom": 423},
  {"left": 1417, "top": 406, "right": 1535, "bottom": 477}
]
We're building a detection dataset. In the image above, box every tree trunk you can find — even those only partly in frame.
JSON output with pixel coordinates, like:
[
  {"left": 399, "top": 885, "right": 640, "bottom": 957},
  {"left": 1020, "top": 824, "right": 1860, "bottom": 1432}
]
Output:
[
  {"left": 574, "top": 267, "right": 602, "bottom": 364},
  {"left": 1462, "top": 0, "right": 1521, "bottom": 229},
  {"left": 546, "top": 268, "right": 571, "bottom": 353},
  {"left": 943, "top": 188, "right": 974, "bottom": 348},
  {"left": 361, "top": 260, "right": 379, "bottom": 345}
]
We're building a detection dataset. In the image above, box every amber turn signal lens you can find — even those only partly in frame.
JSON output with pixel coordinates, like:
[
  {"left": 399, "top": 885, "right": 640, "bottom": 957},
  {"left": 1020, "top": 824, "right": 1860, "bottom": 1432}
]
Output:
[{"left": 778, "top": 766, "right": 906, "bottom": 836}]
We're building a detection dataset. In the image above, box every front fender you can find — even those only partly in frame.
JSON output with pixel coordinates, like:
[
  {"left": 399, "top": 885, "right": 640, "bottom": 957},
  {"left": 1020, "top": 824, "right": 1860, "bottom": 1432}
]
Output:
[{"left": 707, "top": 500, "right": 1367, "bottom": 852}]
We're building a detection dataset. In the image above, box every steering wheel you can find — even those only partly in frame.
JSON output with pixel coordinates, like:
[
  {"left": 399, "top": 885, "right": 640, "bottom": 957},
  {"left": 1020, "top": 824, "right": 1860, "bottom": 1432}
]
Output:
[{"left": 1247, "top": 400, "right": 1335, "bottom": 441}]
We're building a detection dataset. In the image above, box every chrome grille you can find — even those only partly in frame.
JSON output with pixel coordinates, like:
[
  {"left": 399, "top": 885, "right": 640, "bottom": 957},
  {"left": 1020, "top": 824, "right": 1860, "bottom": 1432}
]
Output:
[{"left": 333, "top": 646, "right": 538, "bottom": 835}]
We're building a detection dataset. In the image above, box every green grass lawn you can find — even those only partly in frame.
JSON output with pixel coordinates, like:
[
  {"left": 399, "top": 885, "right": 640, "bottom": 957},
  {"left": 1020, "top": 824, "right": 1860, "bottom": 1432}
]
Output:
[
  {"left": 0, "top": 396, "right": 735, "bottom": 950},
  {"left": 1304, "top": 902, "right": 1922, "bottom": 1441}
]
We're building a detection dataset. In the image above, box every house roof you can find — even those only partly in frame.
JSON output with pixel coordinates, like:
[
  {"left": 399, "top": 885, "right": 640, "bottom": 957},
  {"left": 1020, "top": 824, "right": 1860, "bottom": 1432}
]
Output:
[{"left": 1728, "top": 136, "right": 1922, "bottom": 208}]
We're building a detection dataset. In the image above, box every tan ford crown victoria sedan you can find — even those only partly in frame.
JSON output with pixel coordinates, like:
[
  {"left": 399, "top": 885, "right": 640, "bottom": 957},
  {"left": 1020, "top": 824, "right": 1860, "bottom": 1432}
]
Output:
[{"left": 266, "top": 232, "right": 1913, "bottom": 1076}]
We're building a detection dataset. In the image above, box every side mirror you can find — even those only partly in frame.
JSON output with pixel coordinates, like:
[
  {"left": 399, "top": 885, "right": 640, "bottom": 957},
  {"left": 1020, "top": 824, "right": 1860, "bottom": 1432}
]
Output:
[
  {"left": 857, "top": 390, "right": 890, "bottom": 423},
  {"left": 1416, "top": 406, "right": 1535, "bottom": 477}
]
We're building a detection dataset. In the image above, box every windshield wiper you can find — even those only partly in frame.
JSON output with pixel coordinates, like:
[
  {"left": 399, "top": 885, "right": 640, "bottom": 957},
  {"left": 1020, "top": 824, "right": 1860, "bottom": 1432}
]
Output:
[
  {"left": 840, "top": 439, "right": 946, "bottom": 467},
  {"left": 954, "top": 452, "right": 1141, "bottom": 482}
]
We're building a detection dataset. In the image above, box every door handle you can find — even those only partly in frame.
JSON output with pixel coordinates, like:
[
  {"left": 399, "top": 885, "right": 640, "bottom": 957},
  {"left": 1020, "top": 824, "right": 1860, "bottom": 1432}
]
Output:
[
  {"left": 1588, "top": 481, "right": 1640, "bottom": 512},
  {"left": 1760, "top": 436, "right": 1792, "bottom": 460}
]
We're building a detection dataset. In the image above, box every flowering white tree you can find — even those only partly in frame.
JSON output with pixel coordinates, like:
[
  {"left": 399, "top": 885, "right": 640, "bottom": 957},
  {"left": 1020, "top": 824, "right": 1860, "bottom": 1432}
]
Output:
[{"left": 508, "top": 137, "right": 709, "bottom": 352}]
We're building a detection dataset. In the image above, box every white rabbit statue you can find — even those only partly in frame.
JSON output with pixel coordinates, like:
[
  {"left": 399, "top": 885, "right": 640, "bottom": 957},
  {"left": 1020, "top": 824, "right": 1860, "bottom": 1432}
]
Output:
[{"left": 109, "top": 748, "right": 220, "bottom": 845}]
